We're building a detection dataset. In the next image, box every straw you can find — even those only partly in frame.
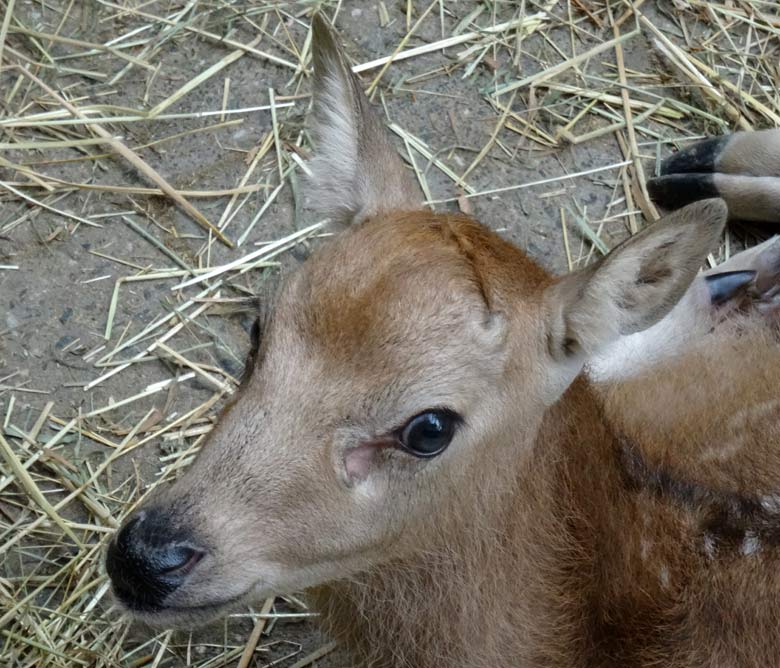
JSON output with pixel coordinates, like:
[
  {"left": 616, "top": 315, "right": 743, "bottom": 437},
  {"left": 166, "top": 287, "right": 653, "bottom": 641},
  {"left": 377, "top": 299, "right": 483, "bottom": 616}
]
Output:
[{"left": 1, "top": 2, "right": 775, "bottom": 666}]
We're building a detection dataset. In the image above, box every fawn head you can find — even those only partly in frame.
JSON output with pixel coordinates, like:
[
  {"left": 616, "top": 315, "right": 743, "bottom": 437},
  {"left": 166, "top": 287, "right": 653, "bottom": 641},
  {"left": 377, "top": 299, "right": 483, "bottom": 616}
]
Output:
[{"left": 105, "top": 15, "right": 726, "bottom": 626}]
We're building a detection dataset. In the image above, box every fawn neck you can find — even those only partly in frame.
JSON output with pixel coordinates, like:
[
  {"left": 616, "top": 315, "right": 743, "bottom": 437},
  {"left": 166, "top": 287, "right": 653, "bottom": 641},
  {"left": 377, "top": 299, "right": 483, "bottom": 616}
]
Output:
[{"left": 313, "top": 377, "right": 628, "bottom": 668}]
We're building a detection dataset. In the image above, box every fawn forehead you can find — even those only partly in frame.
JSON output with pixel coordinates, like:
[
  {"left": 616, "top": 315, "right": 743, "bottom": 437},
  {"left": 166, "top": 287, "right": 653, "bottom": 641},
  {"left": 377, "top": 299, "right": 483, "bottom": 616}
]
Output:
[
  {"left": 254, "top": 214, "right": 517, "bottom": 416},
  {"left": 281, "top": 215, "right": 490, "bottom": 351}
]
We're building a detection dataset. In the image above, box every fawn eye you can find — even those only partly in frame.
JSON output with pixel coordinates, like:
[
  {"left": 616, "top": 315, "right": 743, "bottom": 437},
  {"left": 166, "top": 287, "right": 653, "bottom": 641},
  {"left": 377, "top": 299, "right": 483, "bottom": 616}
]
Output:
[{"left": 398, "top": 409, "right": 461, "bottom": 458}]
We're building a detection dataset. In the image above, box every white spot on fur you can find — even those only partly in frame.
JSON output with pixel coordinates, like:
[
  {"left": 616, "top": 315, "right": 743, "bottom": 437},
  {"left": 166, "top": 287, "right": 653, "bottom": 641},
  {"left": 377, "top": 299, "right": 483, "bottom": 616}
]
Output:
[
  {"left": 741, "top": 531, "right": 760, "bottom": 556},
  {"left": 640, "top": 538, "right": 652, "bottom": 561},
  {"left": 698, "top": 437, "right": 745, "bottom": 463},
  {"left": 728, "top": 400, "right": 780, "bottom": 430},
  {"left": 354, "top": 476, "right": 381, "bottom": 501},
  {"left": 760, "top": 494, "right": 780, "bottom": 514},
  {"left": 703, "top": 532, "right": 717, "bottom": 559},
  {"left": 659, "top": 566, "right": 671, "bottom": 589}
]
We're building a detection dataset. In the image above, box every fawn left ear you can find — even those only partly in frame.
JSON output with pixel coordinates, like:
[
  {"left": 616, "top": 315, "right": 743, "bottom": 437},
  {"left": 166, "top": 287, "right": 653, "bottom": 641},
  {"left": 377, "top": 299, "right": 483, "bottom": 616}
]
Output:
[
  {"left": 545, "top": 198, "right": 727, "bottom": 361},
  {"left": 308, "top": 14, "right": 422, "bottom": 225}
]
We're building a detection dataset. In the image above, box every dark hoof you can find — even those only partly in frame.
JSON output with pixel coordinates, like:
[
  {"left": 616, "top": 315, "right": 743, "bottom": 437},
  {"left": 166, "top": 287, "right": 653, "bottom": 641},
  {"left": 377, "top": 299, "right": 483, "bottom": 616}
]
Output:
[
  {"left": 705, "top": 270, "right": 757, "bottom": 307},
  {"left": 660, "top": 136, "right": 729, "bottom": 176},
  {"left": 647, "top": 173, "right": 719, "bottom": 211}
]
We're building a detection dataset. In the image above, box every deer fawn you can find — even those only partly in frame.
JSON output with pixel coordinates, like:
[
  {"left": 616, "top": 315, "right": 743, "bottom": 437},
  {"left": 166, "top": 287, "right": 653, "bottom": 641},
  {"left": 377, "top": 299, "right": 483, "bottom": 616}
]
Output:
[{"left": 106, "top": 15, "right": 780, "bottom": 667}]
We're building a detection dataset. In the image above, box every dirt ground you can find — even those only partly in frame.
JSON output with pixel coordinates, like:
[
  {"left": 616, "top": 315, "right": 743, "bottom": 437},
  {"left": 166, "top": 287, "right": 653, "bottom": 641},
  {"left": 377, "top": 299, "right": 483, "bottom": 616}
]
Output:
[{"left": 1, "top": 1, "right": 777, "bottom": 667}]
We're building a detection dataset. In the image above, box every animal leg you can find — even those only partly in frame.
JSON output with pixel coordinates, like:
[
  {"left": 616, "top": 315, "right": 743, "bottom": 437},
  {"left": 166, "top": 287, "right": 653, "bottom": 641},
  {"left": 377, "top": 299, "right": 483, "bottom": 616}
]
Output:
[{"left": 647, "top": 130, "right": 780, "bottom": 224}]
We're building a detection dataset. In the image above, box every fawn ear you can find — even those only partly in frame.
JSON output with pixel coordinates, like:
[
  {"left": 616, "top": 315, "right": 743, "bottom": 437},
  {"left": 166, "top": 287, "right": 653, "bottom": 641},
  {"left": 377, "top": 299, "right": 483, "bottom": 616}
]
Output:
[
  {"left": 308, "top": 14, "right": 422, "bottom": 224},
  {"left": 545, "top": 198, "right": 727, "bottom": 360}
]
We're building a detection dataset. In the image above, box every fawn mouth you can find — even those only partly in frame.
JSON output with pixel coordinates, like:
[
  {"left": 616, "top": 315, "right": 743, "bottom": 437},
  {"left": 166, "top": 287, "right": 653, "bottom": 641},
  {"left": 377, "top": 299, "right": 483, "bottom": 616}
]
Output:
[
  {"left": 163, "top": 594, "right": 244, "bottom": 613},
  {"left": 121, "top": 589, "right": 251, "bottom": 626}
]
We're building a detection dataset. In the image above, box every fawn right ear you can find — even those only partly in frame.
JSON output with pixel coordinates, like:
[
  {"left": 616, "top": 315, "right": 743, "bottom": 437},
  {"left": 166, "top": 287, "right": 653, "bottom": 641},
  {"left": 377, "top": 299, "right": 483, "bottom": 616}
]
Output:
[
  {"left": 308, "top": 14, "right": 422, "bottom": 224},
  {"left": 544, "top": 198, "right": 727, "bottom": 361}
]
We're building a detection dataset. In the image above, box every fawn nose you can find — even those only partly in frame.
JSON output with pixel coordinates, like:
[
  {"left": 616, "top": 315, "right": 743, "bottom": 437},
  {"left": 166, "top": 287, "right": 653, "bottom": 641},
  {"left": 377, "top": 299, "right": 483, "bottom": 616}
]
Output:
[{"left": 106, "top": 510, "right": 204, "bottom": 611}]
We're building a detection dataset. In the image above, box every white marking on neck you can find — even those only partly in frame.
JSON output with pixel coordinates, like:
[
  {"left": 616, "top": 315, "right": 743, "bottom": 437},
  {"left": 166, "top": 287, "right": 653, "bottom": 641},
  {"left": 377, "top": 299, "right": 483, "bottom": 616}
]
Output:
[{"left": 741, "top": 531, "right": 761, "bottom": 556}]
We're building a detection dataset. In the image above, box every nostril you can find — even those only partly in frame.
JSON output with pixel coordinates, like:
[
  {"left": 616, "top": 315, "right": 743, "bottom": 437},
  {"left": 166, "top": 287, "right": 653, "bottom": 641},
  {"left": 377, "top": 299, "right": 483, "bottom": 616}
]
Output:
[
  {"left": 158, "top": 545, "right": 204, "bottom": 577},
  {"left": 106, "top": 509, "right": 205, "bottom": 611}
]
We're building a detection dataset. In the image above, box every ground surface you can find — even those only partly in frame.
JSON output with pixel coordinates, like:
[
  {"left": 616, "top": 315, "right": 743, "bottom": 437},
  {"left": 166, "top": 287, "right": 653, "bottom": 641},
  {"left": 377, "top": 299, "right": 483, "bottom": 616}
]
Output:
[{"left": 1, "top": 1, "right": 778, "bottom": 667}]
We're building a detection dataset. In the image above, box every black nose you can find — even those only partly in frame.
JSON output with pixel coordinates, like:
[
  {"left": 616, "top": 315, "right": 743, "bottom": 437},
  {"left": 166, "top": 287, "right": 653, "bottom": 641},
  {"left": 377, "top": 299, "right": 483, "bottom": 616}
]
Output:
[{"left": 106, "top": 509, "right": 204, "bottom": 611}]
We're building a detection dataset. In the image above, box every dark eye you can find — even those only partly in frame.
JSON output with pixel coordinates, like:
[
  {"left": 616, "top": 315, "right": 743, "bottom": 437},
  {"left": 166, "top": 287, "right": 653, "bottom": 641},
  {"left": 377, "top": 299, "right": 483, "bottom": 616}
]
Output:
[{"left": 398, "top": 409, "right": 462, "bottom": 458}]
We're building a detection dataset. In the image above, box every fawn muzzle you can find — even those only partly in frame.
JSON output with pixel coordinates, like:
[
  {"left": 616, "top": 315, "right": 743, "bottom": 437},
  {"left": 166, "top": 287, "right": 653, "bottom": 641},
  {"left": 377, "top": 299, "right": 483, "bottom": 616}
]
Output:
[{"left": 106, "top": 509, "right": 205, "bottom": 612}]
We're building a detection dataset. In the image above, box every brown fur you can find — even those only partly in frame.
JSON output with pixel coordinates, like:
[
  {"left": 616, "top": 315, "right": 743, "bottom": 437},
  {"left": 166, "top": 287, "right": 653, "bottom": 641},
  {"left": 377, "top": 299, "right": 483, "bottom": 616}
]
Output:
[
  {"left": 313, "top": 328, "right": 780, "bottom": 668},
  {"left": 108, "top": 14, "right": 780, "bottom": 667},
  {"left": 116, "top": 205, "right": 779, "bottom": 666}
]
